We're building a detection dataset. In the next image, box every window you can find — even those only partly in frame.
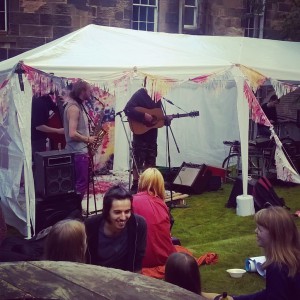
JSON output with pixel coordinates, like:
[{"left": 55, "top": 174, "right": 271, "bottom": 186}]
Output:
[
  {"left": 0, "top": 0, "right": 7, "bottom": 32},
  {"left": 244, "top": 0, "right": 265, "bottom": 38},
  {"left": 184, "top": 0, "right": 198, "bottom": 29},
  {"left": 132, "top": 0, "right": 158, "bottom": 32}
]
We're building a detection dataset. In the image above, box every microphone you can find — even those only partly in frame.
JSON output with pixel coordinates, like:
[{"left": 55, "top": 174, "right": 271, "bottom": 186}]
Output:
[{"left": 163, "top": 97, "right": 174, "bottom": 105}]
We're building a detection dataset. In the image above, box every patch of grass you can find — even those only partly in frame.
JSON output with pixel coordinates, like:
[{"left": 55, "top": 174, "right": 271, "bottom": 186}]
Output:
[{"left": 170, "top": 182, "right": 300, "bottom": 295}]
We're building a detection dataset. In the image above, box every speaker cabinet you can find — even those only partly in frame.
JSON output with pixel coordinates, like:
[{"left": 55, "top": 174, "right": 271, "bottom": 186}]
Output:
[
  {"left": 34, "top": 150, "right": 76, "bottom": 199},
  {"left": 172, "top": 162, "right": 212, "bottom": 194}
]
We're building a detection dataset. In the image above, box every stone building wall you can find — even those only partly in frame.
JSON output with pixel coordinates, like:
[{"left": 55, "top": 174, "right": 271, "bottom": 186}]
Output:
[
  {"left": 206, "top": 0, "right": 297, "bottom": 39},
  {"left": 264, "top": 0, "right": 294, "bottom": 40},
  {"left": 206, "top": 0, "right": 245, "bottom": 36},
  {"left": 0, "top": 0, "right": 132, "bottom": 61},
  {"left": 158, "top": 0, "right": 179, "bottom": 33}
]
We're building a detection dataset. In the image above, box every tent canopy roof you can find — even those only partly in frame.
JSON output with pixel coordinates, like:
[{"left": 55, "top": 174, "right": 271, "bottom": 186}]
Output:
[{"left": 1, "top": 24, "right": 300, "bottom": 81}]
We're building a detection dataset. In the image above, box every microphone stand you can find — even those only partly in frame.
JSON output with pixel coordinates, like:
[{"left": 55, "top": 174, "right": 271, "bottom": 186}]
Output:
[
  {"left": 116, "top": 111, "right": 140, "bottom": 190},
  {"left": 161, "top": 101, "right": 188, "bottom": 209}
]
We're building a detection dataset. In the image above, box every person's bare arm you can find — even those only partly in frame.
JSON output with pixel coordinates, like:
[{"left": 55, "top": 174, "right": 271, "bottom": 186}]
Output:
[{"left": 36, "top": 125, "right": 64, "bottom": 134}]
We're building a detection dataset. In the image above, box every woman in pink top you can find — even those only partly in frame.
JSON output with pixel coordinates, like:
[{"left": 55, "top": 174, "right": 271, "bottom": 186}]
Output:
[{"left": 132, "top": 168, "right": 176, "bottom": 268}]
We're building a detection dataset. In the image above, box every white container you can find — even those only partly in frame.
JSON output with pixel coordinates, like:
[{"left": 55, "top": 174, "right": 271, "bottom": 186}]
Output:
[
  {"left": 226, "top": 268, "right": 246, "bottom": 278},
  {"left": 236, "top": 195, "right": 255, "bottom": 216}
]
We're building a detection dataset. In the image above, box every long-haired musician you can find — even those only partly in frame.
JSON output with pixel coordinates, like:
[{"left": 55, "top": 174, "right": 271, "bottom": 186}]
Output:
[{"left": 63, "top": 80, "right": 96, "bottom": 200}]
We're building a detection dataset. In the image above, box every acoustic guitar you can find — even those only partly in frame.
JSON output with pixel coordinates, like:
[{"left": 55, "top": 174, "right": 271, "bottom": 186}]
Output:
[{"left": 128, "top": 107, "right": 199, "bottom": 135}]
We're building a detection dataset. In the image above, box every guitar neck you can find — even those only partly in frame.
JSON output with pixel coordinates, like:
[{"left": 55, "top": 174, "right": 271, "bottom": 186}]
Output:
[{"left": 170, "top": 113, "right": 192, "bottom": 119}]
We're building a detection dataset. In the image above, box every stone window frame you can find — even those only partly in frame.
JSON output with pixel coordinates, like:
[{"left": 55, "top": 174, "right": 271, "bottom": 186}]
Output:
[
  {"left": 0, "top": 0, "right": 8, "bottom": 32},
  {"left": 183, "top": 0, "right": 199, "bottom": 30},
  {"left": 132, "top": 0, "right": 158, "bottom": 32},
  {"left": 244, "top": 0, "right": 266, "bottom": 38}
]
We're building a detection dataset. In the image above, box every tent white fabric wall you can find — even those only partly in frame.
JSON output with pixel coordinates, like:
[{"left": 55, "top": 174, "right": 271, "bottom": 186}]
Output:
[{"left": 0, "top": 25, "right": 300, "bottom": 237}]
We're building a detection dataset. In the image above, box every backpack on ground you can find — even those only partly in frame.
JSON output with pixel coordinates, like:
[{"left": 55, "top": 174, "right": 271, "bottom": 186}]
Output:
[{"left": 252, "top": 176, "right": 289, "bottom": 212}]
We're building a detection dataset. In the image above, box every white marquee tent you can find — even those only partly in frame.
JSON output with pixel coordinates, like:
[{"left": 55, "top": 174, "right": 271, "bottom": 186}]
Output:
[{"left": 0, "top": 24, "right": 299, "bottom": 237}]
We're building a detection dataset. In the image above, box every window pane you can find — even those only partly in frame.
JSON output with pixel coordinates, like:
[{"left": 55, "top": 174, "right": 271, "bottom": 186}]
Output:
[
  {"left": 132, "top": 22, "right": 139, "bottom": 30},
  {"left": 185, "top": 0, "right": 196, "bottom": 6},
  {"left": 133, "top": 6, "right": 139, "bottom": 21},
  {"left": 184, "top": 7, "right": 194, "bottom": 25},
  {"left": 140, "top": 6, "right": 146, "bottom": 21},
  {"left": 140, "top": 22, "right": 146, "bottom": 31},
  {"left": 147, "top": 23, "right": 154, "bottom": 31},
  {"left": 148, "top": 7, "right": 154, "bottom": 22},
  {"left": 132, "top": 0, "right": 157, "bottom": 32}
]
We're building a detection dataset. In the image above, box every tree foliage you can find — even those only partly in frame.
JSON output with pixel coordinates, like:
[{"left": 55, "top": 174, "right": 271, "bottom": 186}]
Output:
[{"left": 282, "top": 0, "right": 300, "bottom": 41}]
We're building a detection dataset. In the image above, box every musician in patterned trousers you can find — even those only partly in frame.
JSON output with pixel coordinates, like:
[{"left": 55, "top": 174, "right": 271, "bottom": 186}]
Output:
[
  {"left": 63, "top": 80, "right": 95, "bottom": 200},
  {"left": 124, "top": 87, "right": 172, "bottom": 194}
]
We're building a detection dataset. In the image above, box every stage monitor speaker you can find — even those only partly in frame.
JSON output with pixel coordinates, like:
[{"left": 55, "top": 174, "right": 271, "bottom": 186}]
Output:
[
  {"left": 172, "top": 162, "right": 212, "bottom": 194},
  {"left": 34, "top": 150, "right": 76, "bottom": 199}
]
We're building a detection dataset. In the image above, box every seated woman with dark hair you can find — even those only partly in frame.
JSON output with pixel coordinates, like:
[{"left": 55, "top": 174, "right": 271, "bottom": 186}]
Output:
[
  {"left": 44, "top": 219, "right": 87, "bottom": 263},
  {"left": 165, "top": 252, "right": 201, "bottom": 294},
  {"left": 132, "top": 168, "right": 176, "bottom": 268}
]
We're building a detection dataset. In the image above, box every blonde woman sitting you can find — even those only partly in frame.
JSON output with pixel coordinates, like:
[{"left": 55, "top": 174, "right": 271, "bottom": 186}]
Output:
[{"left": 132, "top": 168, "right": 176, "bottom": 268}]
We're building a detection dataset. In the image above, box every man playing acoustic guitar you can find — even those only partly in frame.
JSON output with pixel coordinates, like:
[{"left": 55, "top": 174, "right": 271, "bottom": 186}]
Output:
[{"left": 124, "top": 87, "right": 172, "bottom": 194}]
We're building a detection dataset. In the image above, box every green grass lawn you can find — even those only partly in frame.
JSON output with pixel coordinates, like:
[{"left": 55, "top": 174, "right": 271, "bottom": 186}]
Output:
[{"left": 170, "top": 182, "right": 300, "bottom": 296}]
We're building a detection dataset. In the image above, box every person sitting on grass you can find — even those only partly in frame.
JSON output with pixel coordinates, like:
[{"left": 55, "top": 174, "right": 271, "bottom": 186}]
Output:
[
  {"left": 165, "top": 252, "right": 201, "bottom": 295},
  {"left": 85, "top": 185, "right": 147, "bottom": 272},
  {"left": 208, "top": 206, "right": 300, "bottom": 300},
  {"left": 44, "top": 219, "right": 87, "bottom": 263},
  {"left": 132, "top": 168, "right": 176, "bottom": 268}
]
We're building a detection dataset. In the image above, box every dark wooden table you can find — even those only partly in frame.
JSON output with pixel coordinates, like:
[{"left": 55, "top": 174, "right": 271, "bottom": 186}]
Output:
[{"left": 0, "top": 261, "right": 204, "bottom": 299}]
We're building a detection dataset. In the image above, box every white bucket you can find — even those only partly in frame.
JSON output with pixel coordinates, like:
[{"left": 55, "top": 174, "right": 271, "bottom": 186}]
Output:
[{"left": 236, "top": 195, "right": 255, "bottom": 216}]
